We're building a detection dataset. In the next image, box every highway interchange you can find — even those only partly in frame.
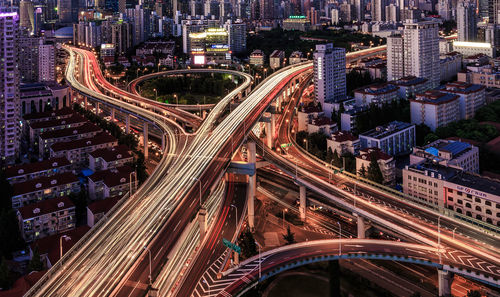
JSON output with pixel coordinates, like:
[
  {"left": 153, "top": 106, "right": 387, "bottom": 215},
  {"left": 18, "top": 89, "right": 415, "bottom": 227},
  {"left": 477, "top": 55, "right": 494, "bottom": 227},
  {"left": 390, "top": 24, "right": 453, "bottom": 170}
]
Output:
[{"left": 24, "top": 43, "right": 500, "bottom": 297}]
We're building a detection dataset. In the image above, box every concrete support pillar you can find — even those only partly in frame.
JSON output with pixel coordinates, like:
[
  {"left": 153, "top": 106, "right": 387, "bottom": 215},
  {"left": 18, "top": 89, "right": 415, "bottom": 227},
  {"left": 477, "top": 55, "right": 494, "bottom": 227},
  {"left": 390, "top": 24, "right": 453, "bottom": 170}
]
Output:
[
  {"left": 247, "top": 141, "right": 256, "bottom": 231},
  {"left": 233, "top": 251, "right": 239, "bottom": 265},
  {"left": 270, "top": 113, "right": 276, "bottom": 140},
  {"left": 266, "top": 121, "right": 272, "bottom": 149},
  {"left": 84, "top": 97, "right": 88, "bottom": 110},
  {"left": 438, "top": 269, "right": 452, "bottom": 297},
  {"left": 96, "top": 102, "right": 100, "bottom": 115},
  {"left": 299, "top": 185, "right": 306, "bottom": 221},
  {"left": 143, "top": 122, "right": 149, "bottom": 159},
  {"left": 111, "top": 108, "right": 115, "bottom": 122},
  {"left": 198, "top": 207, "right": 207, "bottom": 241},
  {"left": 357, "top": 215, "right": 365, "bottom": 239},
  {"left": 202, "top": 110, "right": 207, "bottom": 119},
  {"left": 125, "top": 114, "right": 130, "bottom": 134},
  {"left": 161, "top": 134, "right": 166, "bottom": 151}
]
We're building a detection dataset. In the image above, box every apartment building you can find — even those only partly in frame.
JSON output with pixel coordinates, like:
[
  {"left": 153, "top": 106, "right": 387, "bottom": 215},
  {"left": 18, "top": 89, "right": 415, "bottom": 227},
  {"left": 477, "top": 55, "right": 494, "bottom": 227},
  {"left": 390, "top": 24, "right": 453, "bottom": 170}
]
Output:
[
  {"left": 17, "top": 196, "right": 75, "bottom": 242},
  {"left": 410, "top": 90, "right": 460, "bottom": 131},
  {"left": 436, "top": 81, "right": 486, "bottom": 120},
  {"left": 353, "top": 83, "right": 399, "bottom": 106},
  {"left": 49, "top": 132, "right": 118, "bottom": 166},
  {"left": 88, "top": 166, "right": 135, "bottom": 200},
  {"left": 5, "top": 157, "right": 72, "bottom": 184},
  {"left": 39, "top": 122, "right": 102, "bottom": 157},
  {"left": 28, "top": 113, "right": 87, "bottom": 145},
  {"left": 327, "top": 131, "right": 360, "bottom": 155},
  {"left": 88, "top": 145, "right": 133, "bottom": 171},
  {"left": 11, "top": 173, "right": 80, "bottom": 209},
  {"left": 388, "top": 76, "right": 430, "bottom": 100},
  {"left": 359, "top": 121, "right": 416, "bottom": 156},
  {"left": 356, "top": 148, "right": 396, "bottom": 185}
]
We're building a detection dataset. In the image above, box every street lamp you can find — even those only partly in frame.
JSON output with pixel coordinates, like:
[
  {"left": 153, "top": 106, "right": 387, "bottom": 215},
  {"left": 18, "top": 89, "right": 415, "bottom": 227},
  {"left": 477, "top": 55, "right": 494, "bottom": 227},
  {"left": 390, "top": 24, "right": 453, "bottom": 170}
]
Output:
[
  {"left": 193, "top": 177, "right": 202, "bottom": 206},
  {"left": 153, "top": 88, "right": 157, "bottom": 100},
  {"left": 230, "top": 204, "right": 238, "bottom": 233},
  {"left": 282, "top": 208, "right": 288, "bottom": 230},
  {"left": 303, "top": 138, "right": 308, "bottom": 151},
  {"left": 255, "top": 241, "right": 262, "bottom": 279},
  {"left": 143, "top": 246, "right": 152, "bottom": 285},
  {"left": 452, "top": 227, "right": 457, "bottom": 239},
  {"left": 174, "top": 94, "right": 178, "bottom": 105},
  {"left": 337, "top": 222, "right": 341, "bottom": 256},
  {"left": 60, "top": 235, "right": 71, "bottom": 259},
  {"left": 130, "top": 171, "right": 136, "bottom": 195}
]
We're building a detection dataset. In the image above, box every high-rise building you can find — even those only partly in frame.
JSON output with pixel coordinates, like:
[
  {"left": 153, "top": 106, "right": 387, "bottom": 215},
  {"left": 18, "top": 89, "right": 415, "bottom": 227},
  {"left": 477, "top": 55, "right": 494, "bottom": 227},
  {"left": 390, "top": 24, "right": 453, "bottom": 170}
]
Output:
[
  {"left": 19, "top": 35, "right": 40, "bottom": 82},
  {"left": 224, "top": 19, "right": 246, "bottom": 53},
  {"left": 260, "top": 0, "right": 274, "bottom": 19},
  {"left": 385, "top": 4, "right": 400, "bottom": 22},
  {"left": 0, "top": 11, "right": 20, "bottom": 165},
  {"left": 403, "top": 20, "right": 440, "bottom": 87},
  {"left": 437, "top": 0, "right": 451, "bottom": 20},
  {"left": 457, "top": 0, "right": 477, "bottom": 41},
  {"left": 313, "top": 43, "right": 346, "bottom": 116},
  {"left": 371, "top": 0, "right": 387, "bottom": 21},
  {"left": 39, "top": 41, "right": 55, "bottom": 82},
  {"left": 19, "top": 0, "right": 34, "bottom": 32},
  {"left": 111, "top": 21, "right": 133, "bottom": 54},
  {"left": 388, "top": 20, "right": 440, "bottom": 86},
  {"left": 354, "top": 0, "right": 363, "bottom": 21},
  {"left": 488, "top": 0, "right": 500, "bottom": 23},
  {"left": 126, "top": 5, "right": 151, "bottom": 46},
  {"left": 387, "top": 34, "right": 404, "bottom": 81},
  {"left": 58, "top": 0, "right": 79, "bottom": 23}
]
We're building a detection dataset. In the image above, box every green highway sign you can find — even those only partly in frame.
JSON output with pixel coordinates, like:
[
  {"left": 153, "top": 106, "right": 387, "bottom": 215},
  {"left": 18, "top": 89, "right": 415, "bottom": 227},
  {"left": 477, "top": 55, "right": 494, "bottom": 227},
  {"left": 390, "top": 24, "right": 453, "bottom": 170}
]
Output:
[
  {"left": 280, "top": 143, "right": 292, "bottom": 148},
  {"left": 222, "top": 238, "right": 241, "bottom": 254}
]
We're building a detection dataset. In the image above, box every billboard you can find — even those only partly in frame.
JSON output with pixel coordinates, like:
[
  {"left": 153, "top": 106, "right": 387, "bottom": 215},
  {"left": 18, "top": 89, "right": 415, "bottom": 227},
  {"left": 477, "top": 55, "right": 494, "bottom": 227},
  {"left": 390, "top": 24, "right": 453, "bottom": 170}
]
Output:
[{"left": 193, "top": 55, "right": 205, "bottom": 65}]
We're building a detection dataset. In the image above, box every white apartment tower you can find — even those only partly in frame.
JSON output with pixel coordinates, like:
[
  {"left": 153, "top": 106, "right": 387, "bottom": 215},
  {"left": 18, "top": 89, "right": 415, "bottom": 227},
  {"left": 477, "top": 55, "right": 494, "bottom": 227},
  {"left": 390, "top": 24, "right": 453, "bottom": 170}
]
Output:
[
  {"left": 387, "top": 20, "right": 440, "bottom": 87},
  {"left": 314, "top": 43, "right": 346, "bottom": 106},
  {"left": 457, "top": 0, "right": 477, "bottom": 41},
  {"left": 371, "top": 0, "right": 387, "bottom": 21},
  {"left": 387, "top": 34, "right": 404, "bottom": 81},
  {"left": 38, "top": 41, "right": 55, "bottom": 82},
  {"left": 0, "top": 12, "right": 20, "bottom": 165}
]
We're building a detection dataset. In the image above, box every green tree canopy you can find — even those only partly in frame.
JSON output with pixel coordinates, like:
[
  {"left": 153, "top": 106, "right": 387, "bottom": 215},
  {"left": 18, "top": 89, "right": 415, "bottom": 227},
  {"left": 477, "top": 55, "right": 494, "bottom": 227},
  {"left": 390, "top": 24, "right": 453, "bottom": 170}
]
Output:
[
  {"left": 282, "top": 226, "right": 296, "bottom": 245},
  {"left": 238, "top": 228, "right": 257, "bottom": 259},
  {"left": 366, "top": 153, "right": 384, "bottom": 184},
  {"left": 27, "top": 248, "right": 43, "bottom": 272}
]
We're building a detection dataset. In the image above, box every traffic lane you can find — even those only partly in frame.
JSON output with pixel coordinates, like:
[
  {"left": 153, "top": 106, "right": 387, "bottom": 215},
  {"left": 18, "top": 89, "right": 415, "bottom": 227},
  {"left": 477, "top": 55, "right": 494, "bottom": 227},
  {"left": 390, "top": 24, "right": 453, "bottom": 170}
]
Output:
[
  {"left": 261, "top": 150, "right": 500, "bottom": 271},
  {"left": 219, "top": 242, "right": 442, "bottom": 296},
  {"left": 177, "top": 179, "right": 247, "bottom": 296}
]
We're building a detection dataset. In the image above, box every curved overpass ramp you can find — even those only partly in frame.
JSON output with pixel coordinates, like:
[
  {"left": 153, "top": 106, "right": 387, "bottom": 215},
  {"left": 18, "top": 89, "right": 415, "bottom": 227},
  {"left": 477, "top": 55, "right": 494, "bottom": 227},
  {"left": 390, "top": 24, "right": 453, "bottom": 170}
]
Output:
[
  {"left": 215, "top": 239, "right": 500, "bottom": 297},
  {"left": 128, "top": 69, "right": 253, "bottom": 111}
]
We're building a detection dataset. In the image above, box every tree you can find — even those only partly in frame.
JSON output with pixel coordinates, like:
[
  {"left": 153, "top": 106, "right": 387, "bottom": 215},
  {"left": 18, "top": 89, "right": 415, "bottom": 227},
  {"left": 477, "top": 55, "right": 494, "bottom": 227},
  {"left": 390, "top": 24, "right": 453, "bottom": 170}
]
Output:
[
  {"left": 282, "top": 226, "right": 296, "bottom": 245},
  {"left": 332, "top": 149, "right": 342, "bottom": 168},
  {"left": 0, "top": 209, "right": 25, "bottom": 259},
  {"left": 358, "top": 163, "right": 367, "bottom": 177},
  {"left": 366, "top": 153, "right": 384, "bottom": 184},
  {"left": 423, "top": 133, "right": 439, "bottom": 145},
  {"left": 326, "top": 147, "right": 334, "bottom": 163},
  {"left": 0, "top": 171, "right": 13, "bottom": 210},
  {"left": 238, "top": 228, "right": 257, "bottom": 259},
  {"left": 69, "top": 188, "right": 88, "bottom": 225},
  {"left": 0, "top": 257, "right": 11, "bottom": 289},
  {"left": 27, "top": 248, "right": 43, "bottom": 272},
  {"left": 466, "top": 290, "right": 482, "bottom": 297}
]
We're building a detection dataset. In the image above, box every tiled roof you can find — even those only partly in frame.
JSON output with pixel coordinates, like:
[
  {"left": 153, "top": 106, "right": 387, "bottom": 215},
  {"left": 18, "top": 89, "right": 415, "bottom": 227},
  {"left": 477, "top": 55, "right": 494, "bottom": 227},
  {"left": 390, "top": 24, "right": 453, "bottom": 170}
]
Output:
[
  {"left": 18, "top": 196, "right": 75, "bottom": 220},
  {"left": 29, "top": 114, "right": 87, "bottom": 129},
  {"left": 50, "top": 132, "right": 117, "bottom": 153},
  {"left": 22, "top": 107, "right": 74, "bottom": 121},
  {"left": 89, "top": 145, "right": 132, "bottom": 162},
  {"left": 87, "top": 195, "right": 121, "bottom": 214},
  {"left": 5, "top": 157, "right": 71, "bottom": 178},
  {"left": 358, "top": 147, "right": 393, "bottom": 161},
  {"left": 39, "top": 122, "right": 102, "bottom": 140},
  {"left": 331, "top": 131, "right": 358, "bottom": 142},
  {"left": 12, "top": 173, "right": 79, "bottom": 196}
]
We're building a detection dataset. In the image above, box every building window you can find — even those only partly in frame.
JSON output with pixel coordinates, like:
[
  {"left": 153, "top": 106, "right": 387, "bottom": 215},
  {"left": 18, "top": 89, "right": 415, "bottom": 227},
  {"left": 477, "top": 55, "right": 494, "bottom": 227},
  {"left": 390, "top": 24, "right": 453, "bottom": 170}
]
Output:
[
  {"left": 447, "top": 197, "right": 453, "bottom": 201},
  {"left": 465, "top": 203, "right": 471, "bottom": 208},
  {"left": 485, "top": 201, "right": 491, "bottom": 206},
  {"left": 457, "top": 199, "right": 463, "bottom": 205},
  {"left": 475, "top": 197, "right": 481, "bottom": 203},
  {"left": 486, "top": 209, "right": 492, "bottom": 215},
  {"left": 475, "top": 206, "right": 482, "bottom": 212}
]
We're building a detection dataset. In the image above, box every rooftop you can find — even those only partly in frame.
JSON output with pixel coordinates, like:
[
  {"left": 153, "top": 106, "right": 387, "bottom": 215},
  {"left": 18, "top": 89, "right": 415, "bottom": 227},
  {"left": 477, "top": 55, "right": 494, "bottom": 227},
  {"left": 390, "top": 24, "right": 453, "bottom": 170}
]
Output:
[
  {"left": 330, "top": 131, "right": 358, "bottom": 142},
  {"left": 389, "top": 76, "right": 428, "bottom": 86},
  {"left": 412, "top": 90, "right": 459, "bottom": 105},
  {"left": 354, "top": 83, "right": 399, "bottom": 95},
  {"left": 357, "top": 147, "right": 392, "bottom": 161},
  {"left": 5, "top": 157, "right": 71, "bottom": 179},
  {"left": 437, "top": 81, "right": 486, "bottom": 94},
  {"left": 29, "top": 114, "right": 87, "bottom": 130},
  {"left": 23, "top": 107, "right": 74, "bottom": 122},
  {"left": 87, "top": 195, "right": 121, "bottom": 214},
  {"left": 50, "top": 132, "right": 117, "bottom": 153},
  {"left": 30, "top": 226, "right": 90, "bottom": 266},
  {"left": 360, "top": 121, "right": 414, "bottom": 140},
  {"left": 405, "top": 160, "right": 460, "bottom": 180},
  {"left": 18, "top": 196, "right": 75, "bottom": 220},
  {"left": 12, "top": 173, "right": 79, "bottom": 196},
  {"left": 39, "top": 122, "right": 102, "bottom": 140},
  {"left": 89, "top": 144, "right": 132, "bottom": 162},
  {"left": 448, "top": 173, "right": 500, "bottom": 199},
  {"left": 88, "top": 166, "right": 134, "bottom": 187}
]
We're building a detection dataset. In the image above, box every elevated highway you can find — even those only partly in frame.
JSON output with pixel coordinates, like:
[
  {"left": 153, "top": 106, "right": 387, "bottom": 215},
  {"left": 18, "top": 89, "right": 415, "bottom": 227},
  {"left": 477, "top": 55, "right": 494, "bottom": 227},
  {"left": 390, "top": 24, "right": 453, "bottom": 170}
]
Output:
[
  {"left": 25, "top": 46, "right": 311, "bottom": 297},
  {"left": 216, "top": 239, "right": 500, "bottom": 297}
]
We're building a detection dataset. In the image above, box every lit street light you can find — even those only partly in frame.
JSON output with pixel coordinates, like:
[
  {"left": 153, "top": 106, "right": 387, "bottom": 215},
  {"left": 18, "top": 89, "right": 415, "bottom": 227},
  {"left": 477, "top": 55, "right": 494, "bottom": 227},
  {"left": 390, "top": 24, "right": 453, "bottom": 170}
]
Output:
[
  {"left": 60, "top": 235, "right": 71, "bottom": 259},
  {"left": 143, "top": 246, "right": 152, "bottom": 286},
  {"left": 230, "top": 204, "right": 238, "bottom": 233},
  {"left": 282, "top": 208, "right": 288, "bottom": 230}
]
